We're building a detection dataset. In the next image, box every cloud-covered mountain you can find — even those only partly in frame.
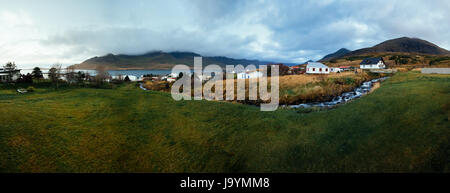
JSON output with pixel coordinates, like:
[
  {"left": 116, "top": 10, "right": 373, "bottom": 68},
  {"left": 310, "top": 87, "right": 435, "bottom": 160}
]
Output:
[{"left": 72, "top": 51, "right": 274, "bottom": 70}]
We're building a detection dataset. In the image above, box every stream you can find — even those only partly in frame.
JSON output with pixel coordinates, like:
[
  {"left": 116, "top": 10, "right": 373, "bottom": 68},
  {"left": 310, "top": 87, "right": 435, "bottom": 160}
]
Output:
[{"left": 288, "top": 77, "right": 390, "bottom": 109}]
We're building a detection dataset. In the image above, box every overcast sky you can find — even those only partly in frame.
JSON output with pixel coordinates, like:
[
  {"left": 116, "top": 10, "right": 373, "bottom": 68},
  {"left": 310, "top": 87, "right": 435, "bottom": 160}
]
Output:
[{"left": 1, "top": 0, "right": 450, "bottom": 68}]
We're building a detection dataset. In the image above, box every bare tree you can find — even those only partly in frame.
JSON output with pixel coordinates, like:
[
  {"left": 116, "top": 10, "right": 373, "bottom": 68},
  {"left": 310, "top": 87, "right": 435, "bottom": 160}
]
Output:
[
  {"left": 117, "top": 74, "right": 124, "bottom": 81},
  {"left": 65, "top": 66, "right": 77, "bottom": 84},
  {"left": 49, "top": 63, "right": 62, "bottom": 89},
  {"left": 95, "top": 65, "right": 110, "bottom": 84},
  {"left": 85, "top": 72, "right": 92, "bottom": 82},
  {"left": 3, "top": 62, "right": 16, "bottom": 71}
]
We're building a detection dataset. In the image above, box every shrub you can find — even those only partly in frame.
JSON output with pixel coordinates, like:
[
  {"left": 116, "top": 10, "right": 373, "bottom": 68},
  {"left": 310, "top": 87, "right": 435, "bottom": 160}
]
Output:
[
  {"left": 26, "top": 86, "right": 36, "bottom": 92},
  {"left": 345, "top": 77, "right": 355, "bottom": 84}
]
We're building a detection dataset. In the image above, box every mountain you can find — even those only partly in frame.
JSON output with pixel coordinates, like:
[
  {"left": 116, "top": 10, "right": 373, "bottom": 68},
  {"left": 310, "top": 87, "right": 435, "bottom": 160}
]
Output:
[
  {"left": 72, "top": 51, "right": 274, "bottom": 70},
  {"left": 319, "top": 48, "right": 351, "bottom": 62},
  {"left": 301, "top": 60, "right": 314, "bottom": 65},
  {"left": 343, "top": 37, "right": 450, "bottom": 57}
]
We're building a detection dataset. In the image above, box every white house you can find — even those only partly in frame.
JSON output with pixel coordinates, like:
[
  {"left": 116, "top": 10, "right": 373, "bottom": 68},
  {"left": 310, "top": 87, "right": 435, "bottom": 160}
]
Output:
[
  {"left": 111, "top": 75, "right": 138, "bottom": 81},
  {"left": 166, "top": 77, "right": 177, "bottom": 82},
  {"left": 237, "top": 71, "right": 263, "bottom": 79},
  {"left": 169, "top": 72, "right": 179, "bottom": 78},
  {"left": 360, "top": 57, "right": 386, "bottom": 69},
  {"left": 330, "top": 67, "right": 342, "bottom": 73},
  {"left": 0, "top": 68, "right": 21, "bottom": 82},
  {"left": 306, "top": 62, "right": 330, "bottom": 74},
  {"left": 161, "top": 73, "right": 180, "bottom": 82}
]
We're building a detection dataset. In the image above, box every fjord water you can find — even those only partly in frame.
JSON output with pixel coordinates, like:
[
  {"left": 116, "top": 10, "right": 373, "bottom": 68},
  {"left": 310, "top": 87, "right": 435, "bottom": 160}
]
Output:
[{"left": 20, "top": 69, "right": 177, "bottom": 79}]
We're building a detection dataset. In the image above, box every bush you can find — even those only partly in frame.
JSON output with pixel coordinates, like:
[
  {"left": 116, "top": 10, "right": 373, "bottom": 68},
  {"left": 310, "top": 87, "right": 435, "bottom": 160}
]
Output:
[
  {"left": 332, "top": 77, "right": 356, "bottom": 85},
  {"left": 26, "top": 86, "right": 36, "bottom": 92}
]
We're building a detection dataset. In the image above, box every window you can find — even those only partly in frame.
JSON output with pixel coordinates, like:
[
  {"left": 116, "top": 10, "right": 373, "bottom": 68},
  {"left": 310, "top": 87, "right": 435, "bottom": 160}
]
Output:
[
  {"left": 313, "top": 68, "right": 315, "bottom": 71},
  {"left": 325, "top": 68, "right": 328, "bottom": 72},
  {"left": 319, "top": 68, "right": 322, "bottom": 72}
]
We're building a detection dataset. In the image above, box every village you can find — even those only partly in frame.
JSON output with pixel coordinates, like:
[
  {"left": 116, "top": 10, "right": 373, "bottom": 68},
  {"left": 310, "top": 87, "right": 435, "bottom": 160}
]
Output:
[
  {"left": 0, "top": 56, "right": 398, "bottom": 105},
  {"left": 0, "top": 56, "right": 392, "bottom": 83},
  {"left": 129, "top": 56, "right": 392, "bottom": 82}
]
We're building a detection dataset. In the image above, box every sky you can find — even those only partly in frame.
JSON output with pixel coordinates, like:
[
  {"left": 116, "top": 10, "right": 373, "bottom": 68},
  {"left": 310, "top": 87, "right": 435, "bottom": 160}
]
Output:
[{"left": 1, "top": 0, "right": 450, "bottom": 68}]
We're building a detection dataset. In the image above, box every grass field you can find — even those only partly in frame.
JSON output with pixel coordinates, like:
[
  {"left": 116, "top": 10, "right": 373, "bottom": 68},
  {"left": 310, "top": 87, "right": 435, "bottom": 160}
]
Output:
[{"left": 0, "top": 72, "right": 449, "bottom": 172}]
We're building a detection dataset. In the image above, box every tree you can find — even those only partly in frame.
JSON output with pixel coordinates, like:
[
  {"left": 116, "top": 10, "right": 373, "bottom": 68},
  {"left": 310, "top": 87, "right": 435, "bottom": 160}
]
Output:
[
  {"left": 76, "top": 71, "right": 86, "bottom": 83},
  {"left": 49, "top": 64, "right": 62, "bottom": 89},
  {"left": 3, "top": 62, "right": 16, "bottom": 71},
  {"left": 116, "top": 74, "right": 124, "bottom": 81},
  {"left": 85, "top": 72, "right": 92, "bottom": 82},
  {"left": 124, "top": 75, "right": 130, "bottom": 82},
  {"left": 65, "top": 66, "right": 77, "bottom": 84},
  {"left": 267, "top": 63, "right": 290, "bottom": 76},
  {"left": 3, "top": 62, "right": 17, "bottom": 82},
  {"left": 95, "top": 65, "right": 110, "bottom": 84},
  {"left": 31, "top": 67, "right": 44, "bottom": 79},
  {"left": 17, "top": 73, "right": 33, "bottom": 83}
]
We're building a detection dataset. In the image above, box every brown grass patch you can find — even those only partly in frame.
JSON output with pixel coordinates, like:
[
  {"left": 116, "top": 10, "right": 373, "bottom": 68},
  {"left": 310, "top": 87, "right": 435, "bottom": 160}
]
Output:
[{"left": 8, "top": 136, "right": 31, "bottom": 148}]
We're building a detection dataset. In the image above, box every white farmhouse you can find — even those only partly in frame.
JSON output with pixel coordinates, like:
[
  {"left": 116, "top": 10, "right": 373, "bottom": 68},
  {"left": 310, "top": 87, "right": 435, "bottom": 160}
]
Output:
[
  {"left": 237, "top": 71, "right": 263, "bottom": 79},
  {"left": 360, "top": 57, "right": 386, "bottom": 69},
  {"left": 306, "top": 62, "right": 330, "bottom": 74},
  {"left": 0, "top": 68, "right": 21, "bottom": 82}
]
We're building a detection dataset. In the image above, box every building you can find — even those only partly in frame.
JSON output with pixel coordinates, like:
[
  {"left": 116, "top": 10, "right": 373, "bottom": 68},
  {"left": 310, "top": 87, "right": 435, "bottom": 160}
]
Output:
[
  {"left": 360, "top": 57, "right": 386, "bottom": 69},
  {"left": 237, "top": 71, "right": 263, "bottom": 79},
  {"left": 306, "top": 62, "right": 330, "bottom": 74},
  {"left": 339, "top": 66, "right": 352, "bottom": 71},
  {"left": 166, "top": 77, "right": 177, "bottom": 82},
  {"left": 169, "top": 72, "right": 180, "bottom": 78},
  {"left": 330, "top": 67, "right": 342, "bottom": 73},
  {"left": 0, "top": 68, "right": 21, "bottom": 82}
]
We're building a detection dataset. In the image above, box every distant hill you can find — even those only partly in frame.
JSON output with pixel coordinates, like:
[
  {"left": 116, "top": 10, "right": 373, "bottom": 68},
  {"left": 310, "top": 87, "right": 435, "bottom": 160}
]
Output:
[
  {"left": 343, "top": 37, "right": 450, "bottom": 57},
  {"left": 320, "top": 37, "right": 450, "bottom": 68},
  {"left": 319, "top": 48, "right": 351, "bottom": 62},
  {"left": 72, "top": 51, "right": 274, "bottom": 70}
]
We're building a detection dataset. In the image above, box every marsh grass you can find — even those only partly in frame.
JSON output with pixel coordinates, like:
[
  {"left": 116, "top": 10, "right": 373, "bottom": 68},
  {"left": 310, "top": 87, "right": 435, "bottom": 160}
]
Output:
[{"left": 143, "top": 71, "right": 385, "bottom": 105}]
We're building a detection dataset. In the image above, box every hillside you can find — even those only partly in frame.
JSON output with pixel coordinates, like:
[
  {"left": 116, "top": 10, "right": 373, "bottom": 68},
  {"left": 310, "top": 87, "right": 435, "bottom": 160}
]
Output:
[
  {"left": 72, "top": 51, "right": 273, "bottom": 70},
  {"left": 321, "top": 37, "right": 450, "bottom": 68},
  {"left": 319, "top": 48, "right": 351, "bottom": 62},
  {"left": 344, "top": 37, "right": 450, "bottom": 57}
]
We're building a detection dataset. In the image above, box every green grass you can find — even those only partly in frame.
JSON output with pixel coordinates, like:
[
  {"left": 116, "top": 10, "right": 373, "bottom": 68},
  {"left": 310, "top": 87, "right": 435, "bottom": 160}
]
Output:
[{"left": 0, "top": 72, "right": 449, "bottom": 172}]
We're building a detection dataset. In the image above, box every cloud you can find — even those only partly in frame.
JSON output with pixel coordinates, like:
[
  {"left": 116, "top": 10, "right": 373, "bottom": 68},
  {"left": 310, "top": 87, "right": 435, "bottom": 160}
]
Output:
[{"left": 0, "top": 0, "right": 449, "bottom": 68}]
